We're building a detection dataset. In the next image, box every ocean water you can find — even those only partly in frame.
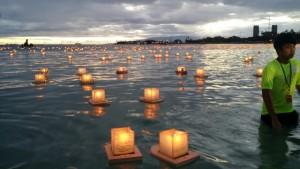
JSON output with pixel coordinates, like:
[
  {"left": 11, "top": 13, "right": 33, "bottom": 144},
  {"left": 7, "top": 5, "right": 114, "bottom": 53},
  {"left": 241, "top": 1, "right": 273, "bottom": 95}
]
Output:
[{"left": 0, "top": 44, "right": 300, "bottom": 169}]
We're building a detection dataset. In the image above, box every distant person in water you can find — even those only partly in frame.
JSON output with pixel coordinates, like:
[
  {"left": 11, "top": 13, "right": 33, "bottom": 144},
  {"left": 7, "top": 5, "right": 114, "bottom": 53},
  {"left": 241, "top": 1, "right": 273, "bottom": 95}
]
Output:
[
  {"left": 21, "top": 39, "right": 33, "bottom": 48},
  {"left": 261, "top": 32, "right": 299, "bottom": 129}
]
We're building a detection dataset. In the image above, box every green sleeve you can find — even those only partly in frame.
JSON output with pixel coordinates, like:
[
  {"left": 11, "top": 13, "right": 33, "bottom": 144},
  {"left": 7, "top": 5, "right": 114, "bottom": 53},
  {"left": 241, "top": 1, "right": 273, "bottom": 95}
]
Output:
[{"left": 261, "top": 65, "right": 274, "bottom": 89}]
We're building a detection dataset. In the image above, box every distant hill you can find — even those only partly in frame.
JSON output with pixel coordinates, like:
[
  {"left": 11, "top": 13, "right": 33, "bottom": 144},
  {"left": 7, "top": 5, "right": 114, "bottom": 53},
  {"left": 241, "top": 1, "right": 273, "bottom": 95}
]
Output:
[{"left": 146, "top": 36, "right": 200, "bottom": 42}]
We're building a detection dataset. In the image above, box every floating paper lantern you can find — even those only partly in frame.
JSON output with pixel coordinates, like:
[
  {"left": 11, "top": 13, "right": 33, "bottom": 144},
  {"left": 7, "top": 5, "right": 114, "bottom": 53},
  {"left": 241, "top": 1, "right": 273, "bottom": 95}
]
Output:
[
  {"left": 140, "top": 88, "right": 163, "bottom": 103},
  {"left": 116, "top": 66, "right": 128, "bottom": 74},
  {"left": 101, "top": 57, "right": 107, "bottom": 61},
  {"left": 127, "top": 56, "right": 132, "bottom": 60},
  {"left": 159, "top": 129, "right": 188, "bottom": 158},
  {"left": 185, "top": 55, "right": 193, "bottom": 60},
  {"left": 244, "top": 56, "right": 253, "bottom": 63},
  {"left": 89, "top": 88, "right": 111, "bottom": 106},
  {"left": 80, "top": 73, "right": 94, "bottom": 85},
  {"left": 77, "top": 67, "right": 87, "bottom": 75},
  {"left": 255, "top": 68, "right": 263, "bottom": 77},
  {"left": 176, "top": 66, "right": 187, "bottom": 75},
  {"left": 140, "top": 55, "right": 145, "bottom": 60},
  {"left": 111, "top": 127, "right": 135, "bottom": 155},
  {"left": 68, "top": 55, "right": 72, "bottom": 60},
  {"left": 34, "top": 73, "right": 47, "bottom": 84},
  {"left": 39, "top": 67, "right": 48, "bottom": 74},
  {"left": 194, "top": 68, "right": 206, "bottom": 78}
]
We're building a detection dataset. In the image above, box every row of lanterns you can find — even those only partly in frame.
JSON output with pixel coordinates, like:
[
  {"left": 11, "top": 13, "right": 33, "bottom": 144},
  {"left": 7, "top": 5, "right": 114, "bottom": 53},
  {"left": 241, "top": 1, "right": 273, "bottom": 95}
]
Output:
[{"left": 106, "top": 126, "right": 199, "bottom": 166}]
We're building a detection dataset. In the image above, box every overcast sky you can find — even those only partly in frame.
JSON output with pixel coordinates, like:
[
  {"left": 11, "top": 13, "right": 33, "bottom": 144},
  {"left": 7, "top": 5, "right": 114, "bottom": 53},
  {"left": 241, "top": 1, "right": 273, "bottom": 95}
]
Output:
[{"left": 0, "top": 0, "right": 299, "bottom": 43}]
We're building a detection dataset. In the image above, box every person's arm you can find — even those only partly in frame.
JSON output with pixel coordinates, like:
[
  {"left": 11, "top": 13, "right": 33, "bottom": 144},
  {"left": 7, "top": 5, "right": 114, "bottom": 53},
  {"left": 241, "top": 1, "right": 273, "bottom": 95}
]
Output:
[{"left": 262, "top": 89, "right": 282, "bottom": 129}]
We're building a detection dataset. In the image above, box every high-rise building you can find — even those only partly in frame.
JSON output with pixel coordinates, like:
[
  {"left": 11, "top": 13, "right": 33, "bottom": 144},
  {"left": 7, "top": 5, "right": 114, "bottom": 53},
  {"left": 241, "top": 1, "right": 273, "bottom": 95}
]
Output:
[
  {"left": 253, "top": 25, "right": 259, "bottom": 37},
  {"left": 272, "top": 25, "right": 278, "bottom": 36}
]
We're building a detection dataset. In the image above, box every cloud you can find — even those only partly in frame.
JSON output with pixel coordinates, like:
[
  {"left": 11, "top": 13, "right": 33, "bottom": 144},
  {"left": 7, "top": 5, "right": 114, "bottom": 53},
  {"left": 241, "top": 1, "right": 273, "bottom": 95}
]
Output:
[{"left": 0, "top": 0, "right": 299, "bottom": 43}]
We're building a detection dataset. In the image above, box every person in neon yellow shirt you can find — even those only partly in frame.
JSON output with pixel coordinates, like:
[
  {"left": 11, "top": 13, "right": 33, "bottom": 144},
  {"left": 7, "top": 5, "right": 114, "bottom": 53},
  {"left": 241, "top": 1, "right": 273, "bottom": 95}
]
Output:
[{"left": 261, "top": 32, "right": 299, "bottom": 129}]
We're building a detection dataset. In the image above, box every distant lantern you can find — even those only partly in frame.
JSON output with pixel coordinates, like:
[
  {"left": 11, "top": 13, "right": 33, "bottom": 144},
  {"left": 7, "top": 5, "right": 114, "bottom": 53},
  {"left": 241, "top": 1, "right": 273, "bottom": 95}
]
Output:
[
  {"left": 111, "top": 127, "right": 135, "bottom": 155},
  {"left": 255, "top": 68, "right": 263, "bottom": 77},
  {"left": 176, "top": 66, "right": 187, "bottom": 75},
  {"left": 185, "top": 55, "right": 193, "bottom": 60},
  {"left": 101, "top": 57, "right": 107, "bottom": 61},
  {"left": 77, "top": 67, "right": 87, "bottom": 76},
  {"left": 244, "top": 56, "right": 253, "bottom": 63},
  {"left": 194, "top": 68, "right": 206, "bottom": 78},
  {"left": 140, "top": 88, "right": 163, "bottom": 103},
  {"left": 176, "top": 52, "right": 180, "bottom": 56},
  {"left": 39, "top": 67, "right": 49, "bottom": 75},
  {"left": 80, "top": 73, "right": 94, "bottom": 85},
  {"left": 34, "top": 73, "right": 47, "bottom": 84},
  {"left": 68, "top": 55, "right": 72, "bottom": 60},
  {"left": 140, "top": 55, "right": 145, "bottom": 60},
  {"left": 116, "top": 66, "right": 128, "bottom": 74},
  {"left": 89, "top": 88, "right": 111, "bottom": 106},
  {"left": 127, "top": 56, "right": 132, "bottom": 60},
  {"left": 159, "top": 129, "right": 189, "bottom": 158}
]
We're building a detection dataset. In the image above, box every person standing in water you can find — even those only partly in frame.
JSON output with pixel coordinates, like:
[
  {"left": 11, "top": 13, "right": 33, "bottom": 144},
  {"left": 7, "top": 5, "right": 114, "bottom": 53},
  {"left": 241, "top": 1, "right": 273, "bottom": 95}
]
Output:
[{"left": 261, "top": 32, "right": 299, "bottom": 129}]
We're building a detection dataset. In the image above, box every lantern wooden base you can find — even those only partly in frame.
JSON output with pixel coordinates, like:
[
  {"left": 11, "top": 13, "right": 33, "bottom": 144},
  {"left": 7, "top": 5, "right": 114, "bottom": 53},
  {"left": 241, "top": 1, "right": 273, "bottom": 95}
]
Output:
[
  {"left": 253, "top": 74, "right": 262, "bottom": 77},
  {"left": 150, "top": 144, "right": 199, "bottom": 167},
  {"left": 32, "top": 80, "right": 48, "bottom": 85},
  {"left": 139, "top": 97, "right": 164, "bottom": 103},
  {"left": 104, "top": 143, "right": 143, "bottom": 164},
  {"left": 194, "top": 75, "right": 208, "bottom": 78},
  {"left": 176, "top": 71, "right": 187, "bottom": 75},
  {"left": 77, "top": 73, "right": 86, "bottom": 76},
  {"left": 80, "top": 80, "right": 95, "bottom": 85},
  {"left": 88, "top": 99, "right": 111, "bottom": 106},
  {"left": 116, "top": 71, "right": 128, "bottom": 74}
]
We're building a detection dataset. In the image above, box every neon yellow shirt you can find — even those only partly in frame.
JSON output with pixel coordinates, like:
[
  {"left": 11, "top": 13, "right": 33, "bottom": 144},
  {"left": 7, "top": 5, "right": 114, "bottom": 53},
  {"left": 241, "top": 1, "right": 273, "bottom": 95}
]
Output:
[{"left": 261, "top": 58, "right": 300, "bottom": 115}]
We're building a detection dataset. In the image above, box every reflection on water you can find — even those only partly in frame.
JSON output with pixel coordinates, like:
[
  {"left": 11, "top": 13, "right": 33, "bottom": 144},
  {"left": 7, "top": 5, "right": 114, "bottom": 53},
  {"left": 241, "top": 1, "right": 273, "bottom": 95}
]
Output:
[
  {"left": 0, "top": 44, "right": 299, "bottom": 169},
  {"left": 258, "top": 124, "right": 300, "bottom": 169},
  {"left": 144, "top": 103, "right": 160, "bottom": 120}
]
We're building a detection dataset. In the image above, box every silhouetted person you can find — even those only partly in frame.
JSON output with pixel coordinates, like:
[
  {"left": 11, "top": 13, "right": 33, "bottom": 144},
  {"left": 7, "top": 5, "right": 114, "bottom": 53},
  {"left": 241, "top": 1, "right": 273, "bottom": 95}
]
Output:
[{"left": 21, "top": 39, "right": 33, "bottom": 48}]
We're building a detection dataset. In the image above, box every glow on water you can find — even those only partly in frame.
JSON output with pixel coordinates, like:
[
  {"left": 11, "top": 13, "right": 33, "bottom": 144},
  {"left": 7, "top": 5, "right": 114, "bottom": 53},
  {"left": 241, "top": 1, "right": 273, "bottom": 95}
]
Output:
[{"left": 0, "top": 44, "right": 300, "bottom": 169}]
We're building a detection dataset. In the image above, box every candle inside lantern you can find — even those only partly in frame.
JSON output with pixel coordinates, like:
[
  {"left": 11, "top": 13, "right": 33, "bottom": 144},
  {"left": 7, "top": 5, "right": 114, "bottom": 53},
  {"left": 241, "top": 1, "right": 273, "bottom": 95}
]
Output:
[
  {"left": 77, "top": 67, "right": 87, "bottom": 75},
  {"left": 35, "top": 73, "right": 47, "bottom": 83},
  {"left": 111, "top": 127, "right": 135, "bottom": 155},
  {"left": 80, "top": 73, "right": 93, "bottom": 84},
  {"left": 91, "top": 89, "right": 106, "bottom": 103},
  {"left": 195, "top": 68, "right": 205, "bottom": 78},
  {"left": 159, "top": 129, "right": 188, "bottom": 158},
  {"left": 144, "top": 88, "right": 160, "bottom": 102},
  {"left": 256, "top": 68, "right": 263, "bottom": 77}
]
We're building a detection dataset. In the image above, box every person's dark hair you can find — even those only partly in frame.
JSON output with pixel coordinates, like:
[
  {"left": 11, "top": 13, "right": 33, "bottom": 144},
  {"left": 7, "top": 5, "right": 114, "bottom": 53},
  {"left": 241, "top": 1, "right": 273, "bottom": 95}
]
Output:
[{"left": 273, "top": 32, "right": 296, "bottom": 53}]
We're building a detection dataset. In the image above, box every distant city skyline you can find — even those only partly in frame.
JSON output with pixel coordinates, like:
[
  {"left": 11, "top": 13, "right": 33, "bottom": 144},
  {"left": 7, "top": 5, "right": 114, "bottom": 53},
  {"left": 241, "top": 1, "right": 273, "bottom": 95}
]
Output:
[{"left": 0, "top": 0, "right": 299, "bottom": 44}]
